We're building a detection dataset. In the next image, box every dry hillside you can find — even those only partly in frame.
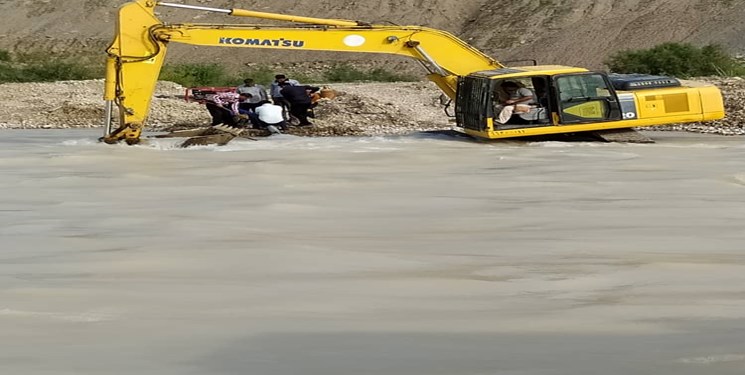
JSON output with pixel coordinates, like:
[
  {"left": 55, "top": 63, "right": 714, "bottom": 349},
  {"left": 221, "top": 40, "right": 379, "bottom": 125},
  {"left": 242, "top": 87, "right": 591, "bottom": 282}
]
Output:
[{"left": 1, "top": 0, "right": 744, "bottom": 70}]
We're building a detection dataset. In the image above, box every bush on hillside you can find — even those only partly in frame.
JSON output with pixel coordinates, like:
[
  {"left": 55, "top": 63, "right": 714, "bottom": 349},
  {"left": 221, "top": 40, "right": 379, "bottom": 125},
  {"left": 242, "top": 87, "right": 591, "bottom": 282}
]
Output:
[
  {"left": 606, "top": 43, "right": 745, "bottom": 78},
  {"left": 159, "top": 63, "right": 237, "bottom": 87},
  {"left": 158, "top": 62, "right": 419, "bottom": 87},
  {"left": 323, "top": 63, "right": 417, "bottom": 82},
  {"left": 0, "top": 51, "right": 421, "bottom": 85},
  {"left": 237, "top": 65, "right": 276, "bottom": 86},
  {"left": 0, "top": 49, "right": 11, "bottom": 62},
  {"left": 0, "top": 51, "right": 98, "bottom": 83},
  {"left": 21, "top": 60, "right": 97, "bottom": 82}
]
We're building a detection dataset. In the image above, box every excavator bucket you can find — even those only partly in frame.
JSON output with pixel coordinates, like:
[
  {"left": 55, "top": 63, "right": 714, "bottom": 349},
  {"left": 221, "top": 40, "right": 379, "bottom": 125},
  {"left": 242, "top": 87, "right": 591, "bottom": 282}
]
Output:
[
  {"left": 153, "top": 127, "right": 217, "bottom": 138},
  {"left": 179, "top": 133, "right": 238, "bottom": 148},
  {"left": 152, "top": 124, "right": 257, "bottom": 148}
]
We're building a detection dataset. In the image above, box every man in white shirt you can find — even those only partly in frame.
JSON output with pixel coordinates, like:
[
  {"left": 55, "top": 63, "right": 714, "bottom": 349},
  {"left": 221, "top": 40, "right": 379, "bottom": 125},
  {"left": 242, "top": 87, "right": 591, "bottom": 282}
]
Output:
[{"left": 253, "top": 100, "right": 288, "bottom": 134}]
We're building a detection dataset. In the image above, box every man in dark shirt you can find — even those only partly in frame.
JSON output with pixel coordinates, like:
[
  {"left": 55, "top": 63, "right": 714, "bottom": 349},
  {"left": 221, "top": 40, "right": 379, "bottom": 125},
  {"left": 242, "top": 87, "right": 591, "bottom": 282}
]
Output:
[{"left": 280, "top": 83, "right": 320, "bottom": 126}]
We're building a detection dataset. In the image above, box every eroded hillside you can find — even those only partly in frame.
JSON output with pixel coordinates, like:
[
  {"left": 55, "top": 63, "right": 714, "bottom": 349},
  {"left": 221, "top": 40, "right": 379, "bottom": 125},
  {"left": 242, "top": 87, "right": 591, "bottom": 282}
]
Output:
[{"left": 1, "top": 0, "right": 744, "bottom": 70}]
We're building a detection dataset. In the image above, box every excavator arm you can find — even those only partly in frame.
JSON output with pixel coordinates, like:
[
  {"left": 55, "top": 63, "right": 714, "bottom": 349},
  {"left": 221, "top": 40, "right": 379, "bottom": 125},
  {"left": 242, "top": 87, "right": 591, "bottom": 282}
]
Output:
[{"left": 102, "top": 0, "right": 503, "bottom": 144}]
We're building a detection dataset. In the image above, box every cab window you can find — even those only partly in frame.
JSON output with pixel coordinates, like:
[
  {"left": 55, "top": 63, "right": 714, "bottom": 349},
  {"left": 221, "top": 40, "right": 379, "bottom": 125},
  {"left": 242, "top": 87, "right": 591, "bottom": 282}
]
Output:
[{"left": 556, "top": 74, "right": 620, "bottom": 123}]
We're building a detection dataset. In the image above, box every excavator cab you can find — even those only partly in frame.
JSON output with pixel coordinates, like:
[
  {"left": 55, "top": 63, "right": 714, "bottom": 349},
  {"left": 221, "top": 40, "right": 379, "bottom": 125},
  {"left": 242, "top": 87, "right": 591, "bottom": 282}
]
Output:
[
  {"left": 453, "top": 66, "right": 719, "bottom": 140},
  {"left": 455, "top": 69, "right": 625, "bottom": 134}
]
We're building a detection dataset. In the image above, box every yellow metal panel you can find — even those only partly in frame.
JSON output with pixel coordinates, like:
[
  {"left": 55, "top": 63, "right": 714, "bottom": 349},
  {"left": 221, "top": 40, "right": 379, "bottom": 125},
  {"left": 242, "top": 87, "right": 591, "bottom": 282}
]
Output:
[
  {"left": 467, "top": 112, "right": 721, "bottom": 140},
  {"left": 662, "top": 93, "right": 690, "bottom": 113},
  {"left": 636, "top": 88, "right": 701, "bottom": 119},
  {"left": 698, "top": 86, "right": 726, "bottom": 120},
  {"left": 563, "top": 101, "right": 604, "bottom": 119}
]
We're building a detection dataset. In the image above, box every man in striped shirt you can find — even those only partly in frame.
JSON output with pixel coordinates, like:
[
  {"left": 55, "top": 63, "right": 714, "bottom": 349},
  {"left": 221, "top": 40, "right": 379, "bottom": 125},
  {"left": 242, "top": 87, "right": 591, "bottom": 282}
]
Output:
[{"left": 205, "top": 92, "right": 242, "bottom": 126}]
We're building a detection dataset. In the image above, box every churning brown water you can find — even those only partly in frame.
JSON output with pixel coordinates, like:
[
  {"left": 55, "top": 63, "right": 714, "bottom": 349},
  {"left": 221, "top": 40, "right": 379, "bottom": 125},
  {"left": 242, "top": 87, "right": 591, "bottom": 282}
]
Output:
[{"left": 1, "top": 129, "right": 744, "bottom": 374}]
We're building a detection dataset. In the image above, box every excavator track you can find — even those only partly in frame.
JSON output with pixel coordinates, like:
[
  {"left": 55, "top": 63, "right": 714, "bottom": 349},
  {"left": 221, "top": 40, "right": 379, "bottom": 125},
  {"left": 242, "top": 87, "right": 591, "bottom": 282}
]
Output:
[{"left": 590, "top": 128, "right": 655, "bottom": 143}]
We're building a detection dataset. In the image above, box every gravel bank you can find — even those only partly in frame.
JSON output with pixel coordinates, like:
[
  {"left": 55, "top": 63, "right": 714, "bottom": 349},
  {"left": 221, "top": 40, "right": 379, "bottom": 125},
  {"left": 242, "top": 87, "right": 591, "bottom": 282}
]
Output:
[{"left": 1, "top": 78, "right": 742, "bottom": 136}]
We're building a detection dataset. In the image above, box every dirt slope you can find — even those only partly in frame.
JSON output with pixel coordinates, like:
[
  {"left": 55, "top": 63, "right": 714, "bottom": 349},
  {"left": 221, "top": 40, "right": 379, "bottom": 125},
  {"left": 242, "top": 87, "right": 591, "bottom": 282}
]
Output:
[
  {"left": 468, "top": 0, "right": 745, "bottom": 68},
  {"left": 1, "top": 0, "right": 744, "bottom": 69}
]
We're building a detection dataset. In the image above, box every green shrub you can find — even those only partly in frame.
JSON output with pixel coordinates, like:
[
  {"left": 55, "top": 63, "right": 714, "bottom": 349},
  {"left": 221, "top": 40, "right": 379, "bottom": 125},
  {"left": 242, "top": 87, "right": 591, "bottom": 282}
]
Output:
[
  {"left": 323, "top": 63, "right": 367, "bottom": 82},
  {"left": 0, "top": 49, "right": 11, "bottom": 62},
  {"left": 157, "top": 62, "right": 419, "bottom": 87},
  {"left": 605, "top": 43, "right": 745, "bottom": 78},
  {"left": 20, "top": 60, "right": 97, "bottom": 82},
  {"left": 159, "top": 63, "right": 237, "bottom": 87},
  {"left": 0, "top": 53, "right": 97, "bottom": 83},
  {"left": 322, "top": 63, "right": 417, "bottom": 82},
  {"left": 237, "top": 65, "right": 276, "bottom": 86},
  {"left": 0, "top": 54, "right": 421, "bottom": 85},
  {"left": 0, "top": 62, "right": 20, "bottom": 82}
]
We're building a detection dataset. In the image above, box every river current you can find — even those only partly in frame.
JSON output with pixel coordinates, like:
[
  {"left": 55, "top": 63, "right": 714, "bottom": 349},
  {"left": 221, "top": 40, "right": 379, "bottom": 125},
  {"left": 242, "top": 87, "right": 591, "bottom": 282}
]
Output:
[{"left": 1, "top": 129, "right": 745, "bottom": 374}]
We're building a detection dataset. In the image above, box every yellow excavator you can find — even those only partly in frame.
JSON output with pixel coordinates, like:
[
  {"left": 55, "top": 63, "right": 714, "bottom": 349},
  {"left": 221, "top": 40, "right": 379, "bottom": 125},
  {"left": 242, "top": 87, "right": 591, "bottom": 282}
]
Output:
[{"left": 102, "top": 0, "right": 725, "bottom": 145}]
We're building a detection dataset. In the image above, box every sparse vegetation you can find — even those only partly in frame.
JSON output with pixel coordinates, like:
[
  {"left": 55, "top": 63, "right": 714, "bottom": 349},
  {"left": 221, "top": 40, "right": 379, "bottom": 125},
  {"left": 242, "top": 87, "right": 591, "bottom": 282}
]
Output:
[
  {"left": 321, "top": 63, "right": 418, "bottom": 83},
  {"left": 158, "top": 63, "right": 235, "bottom": 87},
  {"left": 0, "top": 49, "right": 101, "bottom": 83},
  {"left": 0, "top": 50, "right": 419, "bottom": 85},
  {"left": 158, "top": 62, "right": 418, "bottom": 87},
  {"left": 606, "top": 42, "right": 745, "bottom": 78}
]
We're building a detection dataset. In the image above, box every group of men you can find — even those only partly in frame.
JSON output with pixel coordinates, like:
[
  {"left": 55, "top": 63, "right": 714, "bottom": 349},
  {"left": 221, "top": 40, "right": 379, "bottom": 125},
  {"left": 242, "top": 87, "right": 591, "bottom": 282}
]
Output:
[{"left": 204, "top": 74, "right": 320, "bottom": 134}]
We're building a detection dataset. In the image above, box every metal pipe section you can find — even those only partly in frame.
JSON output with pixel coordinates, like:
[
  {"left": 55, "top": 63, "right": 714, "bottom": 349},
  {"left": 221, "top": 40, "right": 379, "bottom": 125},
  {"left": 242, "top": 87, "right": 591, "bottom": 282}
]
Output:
[
  {"left": 157, "top": 2, "right": 231, "bottom": 13},
  {"left": 103, "top": 101, "right": 113, "bottom": 137},
  {"left": 415, "top": 60, "right": 435, "bottom": 75},
  {"left": 229, "top": 9, "right": 360, "bottom": 26},
  {"left": 411, "top": 44, "right": 449, "bottom": 77}
]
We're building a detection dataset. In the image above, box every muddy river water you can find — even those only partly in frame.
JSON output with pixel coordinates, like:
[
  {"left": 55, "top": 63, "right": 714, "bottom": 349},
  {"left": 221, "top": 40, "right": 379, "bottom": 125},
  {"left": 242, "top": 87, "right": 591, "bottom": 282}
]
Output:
[{"left": 1, "top": 129, "right": 745, "bottom": 374}]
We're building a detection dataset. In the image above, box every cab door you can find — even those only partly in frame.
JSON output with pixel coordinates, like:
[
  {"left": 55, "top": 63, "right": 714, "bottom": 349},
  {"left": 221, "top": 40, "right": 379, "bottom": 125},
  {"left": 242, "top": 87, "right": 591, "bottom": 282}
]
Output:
[
  {"left": 455, "top": 76, "right": 494, "bottom": 132},
  {"left": 554, "top": 73, "right": 622, "bottom": 124}
]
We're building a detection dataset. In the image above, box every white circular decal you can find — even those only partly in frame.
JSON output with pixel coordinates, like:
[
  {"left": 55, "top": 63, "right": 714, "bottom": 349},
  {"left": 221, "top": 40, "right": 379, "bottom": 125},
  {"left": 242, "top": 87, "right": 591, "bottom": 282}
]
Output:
[{"left": 343, "top": 35, "right": 366, "bottom": 47}]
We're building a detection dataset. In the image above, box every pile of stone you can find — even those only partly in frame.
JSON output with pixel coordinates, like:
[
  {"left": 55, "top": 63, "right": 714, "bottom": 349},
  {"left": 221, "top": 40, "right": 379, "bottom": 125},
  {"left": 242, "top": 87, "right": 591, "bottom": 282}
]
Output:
[{"left": 303, "top": 82, "right": 449, "bottom": 136}]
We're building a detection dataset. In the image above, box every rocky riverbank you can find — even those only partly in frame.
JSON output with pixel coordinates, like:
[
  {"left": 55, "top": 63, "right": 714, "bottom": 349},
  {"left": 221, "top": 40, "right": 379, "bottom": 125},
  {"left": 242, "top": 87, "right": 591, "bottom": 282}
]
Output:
[{"left": 1, "top": 78, "right": 743, "bottom": 136}]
